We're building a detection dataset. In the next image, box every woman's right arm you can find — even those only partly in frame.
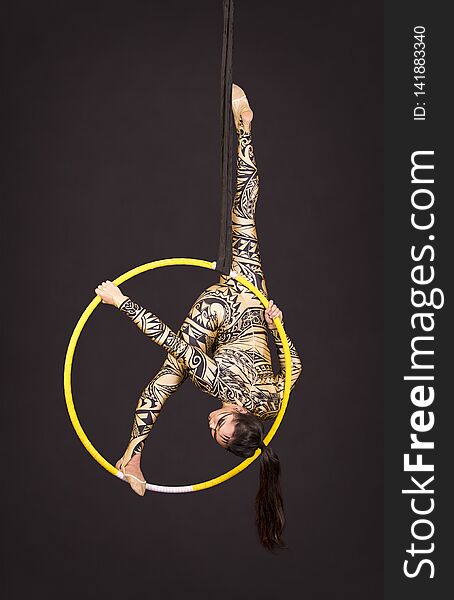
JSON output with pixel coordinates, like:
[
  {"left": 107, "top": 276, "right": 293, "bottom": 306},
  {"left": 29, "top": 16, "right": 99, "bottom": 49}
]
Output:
[
  {"left": 95, "top": 280, "right": 226, "bottom": 392},
  {"left": 270, "top": 328, "right": 303, "bottom": 392},
  {"left": 95, "top": 280, "right": 212, "bottom": 367}
]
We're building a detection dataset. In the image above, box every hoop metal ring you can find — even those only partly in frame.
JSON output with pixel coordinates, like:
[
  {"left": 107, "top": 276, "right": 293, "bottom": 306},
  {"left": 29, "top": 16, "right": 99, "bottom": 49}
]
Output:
[{"left": 63, "top": 258, "right": 292, "bottom": 493}]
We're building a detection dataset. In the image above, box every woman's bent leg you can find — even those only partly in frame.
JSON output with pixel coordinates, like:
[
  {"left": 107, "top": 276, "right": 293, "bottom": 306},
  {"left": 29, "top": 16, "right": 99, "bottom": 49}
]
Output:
[
  {"left": 118, "top": 287, "right": 223, "bottom": 480},
  {"left": 118, "top": 354, "right": 187, "bottom": 469}
]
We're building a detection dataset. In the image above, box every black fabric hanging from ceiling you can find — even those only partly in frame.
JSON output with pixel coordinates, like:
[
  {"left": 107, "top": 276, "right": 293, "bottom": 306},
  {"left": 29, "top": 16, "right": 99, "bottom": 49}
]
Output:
[{"left": 217, "top": 0, "right": 234, "bottom": 275}]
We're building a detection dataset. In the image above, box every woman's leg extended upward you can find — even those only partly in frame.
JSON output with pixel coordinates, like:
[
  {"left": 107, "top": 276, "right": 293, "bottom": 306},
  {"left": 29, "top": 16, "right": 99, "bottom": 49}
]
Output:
[
  {"left": 117, "top": 84, "right": 264, "bottom": 492},
  {"left": 225, "top": 84, "right": 268, "bottom": 297}
]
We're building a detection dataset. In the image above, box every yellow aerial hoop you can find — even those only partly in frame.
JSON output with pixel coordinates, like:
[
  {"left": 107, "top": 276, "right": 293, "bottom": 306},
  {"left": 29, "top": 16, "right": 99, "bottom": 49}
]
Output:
[{"left": 63, "top": 257, "right": 292, "bottom": 493}]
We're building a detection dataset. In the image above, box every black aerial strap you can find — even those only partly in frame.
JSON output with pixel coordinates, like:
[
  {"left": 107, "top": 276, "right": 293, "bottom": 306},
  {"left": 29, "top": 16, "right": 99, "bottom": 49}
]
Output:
[{"left": 216, "top": 0, "right": 234, "bottom": 275}]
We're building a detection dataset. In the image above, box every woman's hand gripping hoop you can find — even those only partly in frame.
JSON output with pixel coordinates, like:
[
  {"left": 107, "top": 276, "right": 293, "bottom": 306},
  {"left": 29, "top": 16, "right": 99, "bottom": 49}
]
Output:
[{"left": 63, "top": 258, "right": 292, "bottom": 493}]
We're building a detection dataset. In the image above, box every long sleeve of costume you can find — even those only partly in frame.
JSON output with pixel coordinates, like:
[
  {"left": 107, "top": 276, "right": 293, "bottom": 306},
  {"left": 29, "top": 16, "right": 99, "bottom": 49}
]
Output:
[
  {"left": 118, "top": 297, "right": 219, "bottom": 394},
  {"left": 270, "top": 327, "right": 303, "bottom": 392}
]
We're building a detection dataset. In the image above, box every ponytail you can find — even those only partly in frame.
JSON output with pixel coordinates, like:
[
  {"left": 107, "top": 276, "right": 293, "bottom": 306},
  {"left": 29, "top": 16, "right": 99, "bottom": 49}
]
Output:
[
  {"left": 256, "top": 444, "right": 285, "bottom": 550},
  {"left": 227, "top": 413, "right": 286, "bottom": 551}
]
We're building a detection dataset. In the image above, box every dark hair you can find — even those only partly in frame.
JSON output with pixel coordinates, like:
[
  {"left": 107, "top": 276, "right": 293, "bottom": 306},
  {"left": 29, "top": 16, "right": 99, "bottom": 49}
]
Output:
[{"left": 227, "top": 412, "right": 285, "bottom": 551}]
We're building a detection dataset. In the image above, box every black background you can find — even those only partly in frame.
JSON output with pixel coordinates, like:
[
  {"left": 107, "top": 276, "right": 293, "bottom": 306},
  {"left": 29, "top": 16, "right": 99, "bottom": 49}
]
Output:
[{"left": 1, "top": 1, "right": 383, "bottom": 598}]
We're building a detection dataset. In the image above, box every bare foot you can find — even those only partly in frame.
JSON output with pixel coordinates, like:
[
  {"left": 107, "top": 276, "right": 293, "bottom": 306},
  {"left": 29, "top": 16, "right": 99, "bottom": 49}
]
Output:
[
  {"left": 116, "top": 453, "right": 147, "bottom": 496},
  {"left": 232, "top": 83, "right": 253, "bottom": 132}
]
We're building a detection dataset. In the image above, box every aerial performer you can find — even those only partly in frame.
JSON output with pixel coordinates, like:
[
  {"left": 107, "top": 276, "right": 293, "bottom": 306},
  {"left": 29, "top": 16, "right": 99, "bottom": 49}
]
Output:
[{"left": 95, "top": 85, "right": 303, "bottom": 549}]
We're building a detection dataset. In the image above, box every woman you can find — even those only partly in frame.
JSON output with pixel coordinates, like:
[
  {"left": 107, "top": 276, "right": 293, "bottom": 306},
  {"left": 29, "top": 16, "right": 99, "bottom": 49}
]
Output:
[{"left": 95, "top": 84, "right": 302, "bottom": 550}]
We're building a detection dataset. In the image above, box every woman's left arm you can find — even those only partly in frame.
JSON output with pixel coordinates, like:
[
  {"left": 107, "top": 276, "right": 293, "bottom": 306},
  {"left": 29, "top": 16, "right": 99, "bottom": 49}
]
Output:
[
  {"left": 265, "top": 300, "right": 303, "bottom": 392},
  {"left": 270, "top": 328, "right": 303, "bottom": 392}
]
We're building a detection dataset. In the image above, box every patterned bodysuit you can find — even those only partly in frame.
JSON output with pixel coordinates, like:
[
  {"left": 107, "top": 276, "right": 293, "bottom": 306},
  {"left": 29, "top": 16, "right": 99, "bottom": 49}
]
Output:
[{"left": 117, "top": 119, "right": 302, "bottom": 467}]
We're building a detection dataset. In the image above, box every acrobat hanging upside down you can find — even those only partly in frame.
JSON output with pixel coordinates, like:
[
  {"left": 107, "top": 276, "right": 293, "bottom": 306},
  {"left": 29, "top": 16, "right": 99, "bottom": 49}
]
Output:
[{"left": 96, "top": 85, "right": 302, "bottom": 550}]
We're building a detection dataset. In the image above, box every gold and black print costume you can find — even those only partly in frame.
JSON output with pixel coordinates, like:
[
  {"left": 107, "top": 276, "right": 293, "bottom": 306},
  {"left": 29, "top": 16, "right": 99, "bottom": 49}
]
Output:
[{"left": 117, "top": 119, "right": 302, "bottom": 466}]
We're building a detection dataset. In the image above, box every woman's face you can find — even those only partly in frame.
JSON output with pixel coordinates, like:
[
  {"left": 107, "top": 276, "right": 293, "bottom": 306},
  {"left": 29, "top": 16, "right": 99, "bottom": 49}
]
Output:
[{"left": 208, "top": 405, "right": 247, "bottom": 448}]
